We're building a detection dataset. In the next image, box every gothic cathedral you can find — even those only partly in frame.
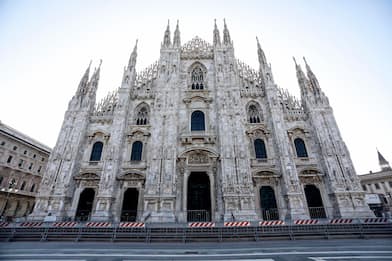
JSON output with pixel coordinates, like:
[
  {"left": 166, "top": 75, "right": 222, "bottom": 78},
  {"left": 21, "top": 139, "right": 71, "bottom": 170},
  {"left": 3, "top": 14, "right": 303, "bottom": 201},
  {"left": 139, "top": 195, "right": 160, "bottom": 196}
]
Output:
[{"left": 31, "top": 21, "right": 373, "bottom": 223}]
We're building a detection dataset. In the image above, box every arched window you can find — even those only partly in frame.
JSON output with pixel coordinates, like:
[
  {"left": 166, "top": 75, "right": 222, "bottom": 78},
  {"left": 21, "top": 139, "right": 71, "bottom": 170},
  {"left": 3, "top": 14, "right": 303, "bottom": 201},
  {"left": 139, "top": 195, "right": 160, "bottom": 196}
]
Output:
[
  {"left": 20, "top": 181, "right": 26, "bottom": 190},
  {"left": 30, "top": 184, "right": 36, "bottom": 192},
  {"left": 248, "top": 105, "right": 261, "bottom": 123},
  {"left": 135, "top": 105, "right": 149, "bottom": 125},
  {"left": 90, "top": 141, "right": 103, "bottom": 161},
  {"left": 191, "top": 111, "right": 205, "bottom": 131},
  {"left": 131, "top": 141, "right": 143, "bottom": 161},
  {"left": 294, "top": 138, "right": 308, "bottom": 158},
  {"left": 191, "top": 66, "right": 204, "bottom": 90},
  {"left": 254, "top": 139, "right": 267, "bottom": 159}
]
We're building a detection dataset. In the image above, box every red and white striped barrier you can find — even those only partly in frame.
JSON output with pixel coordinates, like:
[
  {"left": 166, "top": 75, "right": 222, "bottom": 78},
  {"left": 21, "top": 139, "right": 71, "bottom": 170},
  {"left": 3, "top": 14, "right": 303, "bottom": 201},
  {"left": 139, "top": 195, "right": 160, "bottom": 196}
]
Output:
[
  {"left": 52, "top": 222, "right": 78, "bottom": 227},
  {"left": 363, "top": 218, "right": 389, "bottom": 223},
  {"left": 188, "top": 222, "right": 215, "bottom": 228},
  {"left": 0, "top": 222, "right": 9, "bottom": 227},
  {"left": 85, "top": 222, "right": 112, "bottom": 227},
  {"left": 330, "top": 219, "right": 353, "bottom": 224},
  {"left": 224, "top": 221, "right": 250, "bottom": 227},
  {"left": 20, "top": 222, "right": 43, "bottom": 227},
  {"left": 294, "top": 219, "right": 319, "bottom": 225},
  {"left": 119, "top": 222, "right": 145, "bottom": 228},
  {"left": 259, "top": 220, "right": 285, "bottom": 226}
]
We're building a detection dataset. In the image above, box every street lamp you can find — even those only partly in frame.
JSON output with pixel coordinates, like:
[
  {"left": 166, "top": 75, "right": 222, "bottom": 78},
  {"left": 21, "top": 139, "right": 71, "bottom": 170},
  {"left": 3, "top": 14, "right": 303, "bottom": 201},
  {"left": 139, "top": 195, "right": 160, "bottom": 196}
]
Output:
[{"left": 1, "top": 178, "right": 18, "bottom": 221}]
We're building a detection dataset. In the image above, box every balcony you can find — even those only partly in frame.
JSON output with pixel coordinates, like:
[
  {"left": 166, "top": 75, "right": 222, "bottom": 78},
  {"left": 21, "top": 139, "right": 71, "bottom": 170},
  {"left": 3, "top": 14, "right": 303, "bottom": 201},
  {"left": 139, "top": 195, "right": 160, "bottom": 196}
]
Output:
[{"left": 180, "top": 132, "right": 217, "bottom": 145}]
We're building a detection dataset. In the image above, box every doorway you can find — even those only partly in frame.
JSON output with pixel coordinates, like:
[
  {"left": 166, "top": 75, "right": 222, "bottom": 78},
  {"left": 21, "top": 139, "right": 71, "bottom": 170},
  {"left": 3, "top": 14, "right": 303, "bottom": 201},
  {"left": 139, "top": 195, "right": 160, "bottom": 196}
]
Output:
[
  {"left": 260, "top": 186, "right": 279, "bottom": 220},
  {"left": 75, "top": 188, "right": 95, "bottom": 221},
  {"left": 304, "top": 184, "right": 326, "bottom": 218},
  {"left": 187, "top": 172, "right": 211, "bottom": 222},
  {"left": 121, "top": 188, "right": 139, "bottom": 221}
]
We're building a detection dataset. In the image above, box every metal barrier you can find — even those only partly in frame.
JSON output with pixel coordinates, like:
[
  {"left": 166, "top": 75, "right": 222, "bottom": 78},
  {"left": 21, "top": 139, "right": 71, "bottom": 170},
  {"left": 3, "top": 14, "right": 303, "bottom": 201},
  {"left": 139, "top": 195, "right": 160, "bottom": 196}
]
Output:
[
  {"left": 0, "top": 219, "right": 391, "bottom": 242},
  {"left": 187, "top": 210, "right": 211, "bottom": 222}
]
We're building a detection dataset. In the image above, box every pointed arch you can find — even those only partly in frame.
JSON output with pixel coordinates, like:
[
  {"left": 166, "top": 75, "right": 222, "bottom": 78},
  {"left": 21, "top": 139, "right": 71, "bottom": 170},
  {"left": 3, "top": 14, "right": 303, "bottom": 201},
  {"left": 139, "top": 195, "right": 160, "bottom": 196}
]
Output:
[{"left": 134, "top": 103, "right": 150, "bottom": 125}]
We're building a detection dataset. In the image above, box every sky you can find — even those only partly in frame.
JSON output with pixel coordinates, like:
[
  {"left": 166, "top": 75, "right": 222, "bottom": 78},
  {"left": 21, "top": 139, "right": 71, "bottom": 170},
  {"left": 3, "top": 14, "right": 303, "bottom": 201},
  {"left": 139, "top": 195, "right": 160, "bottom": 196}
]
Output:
[{"left": 0, "top": 0, "right": 391, "bottom": 174}]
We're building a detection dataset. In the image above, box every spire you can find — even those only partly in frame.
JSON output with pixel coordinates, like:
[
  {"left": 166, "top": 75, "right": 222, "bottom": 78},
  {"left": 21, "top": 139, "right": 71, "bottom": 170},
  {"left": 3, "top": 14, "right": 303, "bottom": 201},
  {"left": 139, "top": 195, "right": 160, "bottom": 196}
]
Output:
[
  {"left": 173, "top": 20, "right": 181, "bottom": 48},
  {"left": 303, "top": 57, "right": 320, "bottom": 91},
  {"left": 128, "top": 39, "right": 138, "bottom": 70},
  {"left": 377, "top": 149, "right": 391, "bottom": 171},
  {"left": 223, "top": 19, "right": 231, "bottom": 45},
  {"left": 293, "top": 57, "right": 308, "bottom": 95},
  {"left": 77, "top": 61, "right": 91, "bottom": 95},
  {"left": 213, "top": 19, "right": 221, "bottom": 46},
  {"left": 163, "top": 20, "right": 171, "bottom": 48},
  {"left": 256, "top": 36, "right": 267, "bottom": 66},
  {"left": 89, "top": 59, "right": 102, "bottom": 93}
]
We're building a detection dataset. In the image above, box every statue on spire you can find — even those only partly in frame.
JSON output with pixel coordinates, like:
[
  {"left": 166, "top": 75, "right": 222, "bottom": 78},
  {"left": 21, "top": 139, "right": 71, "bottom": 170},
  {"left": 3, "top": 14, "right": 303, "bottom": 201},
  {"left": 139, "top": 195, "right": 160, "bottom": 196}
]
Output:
[
  {"left": 223, "top": 19, "right": 231, "bottom": 45},
  {"left": 163, "top": 20, "right": 171, "bottom": 48},
  {"left": 213, "top": 19, "right": 221, "bottom": 46},
  {"left": 173, "top": 20, "right": 181, "bottom": 48}
]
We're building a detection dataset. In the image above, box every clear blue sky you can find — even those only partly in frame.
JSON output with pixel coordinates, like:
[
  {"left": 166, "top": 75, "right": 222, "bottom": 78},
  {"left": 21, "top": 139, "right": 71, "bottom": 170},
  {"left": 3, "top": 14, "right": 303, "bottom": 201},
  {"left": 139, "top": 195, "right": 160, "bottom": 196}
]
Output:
[{"left": 0, "top": 0, "right": 391, "bottom": 174}]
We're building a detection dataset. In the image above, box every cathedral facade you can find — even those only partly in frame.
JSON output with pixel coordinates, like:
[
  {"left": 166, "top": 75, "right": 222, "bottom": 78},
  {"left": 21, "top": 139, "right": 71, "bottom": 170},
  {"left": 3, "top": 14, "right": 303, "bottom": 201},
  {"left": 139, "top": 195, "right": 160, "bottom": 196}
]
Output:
[{"left": 31, "top": 21, "right": 373, "bottom": 223}]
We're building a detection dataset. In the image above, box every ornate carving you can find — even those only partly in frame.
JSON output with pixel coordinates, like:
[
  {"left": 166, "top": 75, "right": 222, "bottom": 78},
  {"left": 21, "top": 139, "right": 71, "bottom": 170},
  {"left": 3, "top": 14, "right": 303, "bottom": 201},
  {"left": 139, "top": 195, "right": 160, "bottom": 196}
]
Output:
[
  {"left": 74, "top": 173, "right": 100, "bottom": 180},
  {"left": 181, "top": 37, "right": 213, "bottom": 59},
  {"left": 93, "top": 89, "right": 118, "bottom": 116},
  {"left": 188, "top": 150, "right": 209, "bottom": 164}
]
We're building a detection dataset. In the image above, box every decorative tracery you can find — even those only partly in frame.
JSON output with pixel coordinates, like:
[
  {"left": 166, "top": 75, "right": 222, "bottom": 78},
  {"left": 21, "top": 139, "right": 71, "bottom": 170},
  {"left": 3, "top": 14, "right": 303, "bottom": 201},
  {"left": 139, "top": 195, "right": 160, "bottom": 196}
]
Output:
[
  {"left": 135, "top": 104, "right": 149, "bottom": 125},
  {"left": 248, "top": 104, "right": 262, "bottom": 123},
  {"left": 191, "top": 66, "right": 204, "bottom": 90}
]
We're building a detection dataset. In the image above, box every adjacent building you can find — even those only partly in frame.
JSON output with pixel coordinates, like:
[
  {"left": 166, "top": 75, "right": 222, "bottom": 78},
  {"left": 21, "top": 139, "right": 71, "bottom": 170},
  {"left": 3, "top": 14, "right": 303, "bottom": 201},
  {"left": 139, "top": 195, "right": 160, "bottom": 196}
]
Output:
[
  {"left": 31, "top": 21, "right": 373, "bottom": 223},
  {"left": 0, "top": 121, "right": 51, "bottom": 221},
  {"left": 359, "top": 151, "right": 392, "bottom": 217}
]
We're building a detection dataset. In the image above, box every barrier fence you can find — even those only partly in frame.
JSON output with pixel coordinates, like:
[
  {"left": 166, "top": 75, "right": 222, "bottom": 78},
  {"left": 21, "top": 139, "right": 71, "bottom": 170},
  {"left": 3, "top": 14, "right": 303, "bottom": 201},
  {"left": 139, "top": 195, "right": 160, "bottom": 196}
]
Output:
[{"left": 0, "top": 218, "right": 391, "bottom": 242}]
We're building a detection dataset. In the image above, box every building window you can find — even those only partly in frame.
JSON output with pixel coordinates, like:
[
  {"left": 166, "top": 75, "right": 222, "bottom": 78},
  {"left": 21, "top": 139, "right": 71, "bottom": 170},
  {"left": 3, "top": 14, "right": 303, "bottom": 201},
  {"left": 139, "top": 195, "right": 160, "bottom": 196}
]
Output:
[
  {"left": 24, "top": 150, "right": 27, "bottom": 155},
  {"left": 374, "top": 183, "right": 380, "bottom": 189},
  {"left": 254, "top": 139, "right": 267, "bottom": 159},
  {"left": 90, "top": 141, "right": 103, "bottom": 161},
  {"left": 389, "top": 181, "right": 392, "bottom": 188},
  {"left": 28, "top": 162, "right": 33, "bottom": 170},
  {"left": 37, "top": 166, "right": 42, "bottom": 173},
  {"left": 13, "top": 146, "right": 17, "bottom": 150},
  {"left": 1, "top": 141, "right": 5, "bottom": 146},
  {"left": 135, "top": 105, "right": 149, "bottom": 125},
  {"left": 30, "top": 184, "right": 36, "bottom": 192},
  {"left": 191, "top": 110, "right": 205, "bottom": 131},
  {"left": 248, "top": 105, "right": 262, "bottom": 123},
  {"left": 41, "top": 157, "right": 45, "bottom": 162},
  {"left": 9, "top": 179, "right": 16, "bottom": 189},
  {"left": 191, "top": 66, "right": 204, "bottom": 90},
  {"left": 362, "top": 185, "right": 367, "bottom": 191},
  {"left": 294, "top": 138, "right": 308, "bottom": 158},
  {"left": 33, "top": 154, "right": 36, "bottom": 159},
  {"left": 7, "top": 155, "right": 13, "bottom": 163},
  {"left": 0, "top": 176, "right": 3, "bottom": 186},
  {"left": 131, "top": 141, "right": 143, "bottom": 161},
  {"left": 20, "top": 181, "right": 26, "bottom": 190},
  {"left": 18, "top": 159, "right": 24, "bottom": 168}
]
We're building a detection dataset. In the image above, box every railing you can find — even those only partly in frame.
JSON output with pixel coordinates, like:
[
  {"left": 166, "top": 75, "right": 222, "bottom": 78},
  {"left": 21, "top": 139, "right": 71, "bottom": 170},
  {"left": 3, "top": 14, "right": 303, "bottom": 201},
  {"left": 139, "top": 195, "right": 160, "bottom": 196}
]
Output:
[
  {"left": 309, "top": 207, "right": 326, "bottom": 219},
  {"left": 187, "top": 210, "right": 211, "bottom": 222},
  {"left": 261, "top": 208, "right": 279, "bottom": 220},
  {"left": 120, "top": 211, "right": 137, "bottom": 222}
]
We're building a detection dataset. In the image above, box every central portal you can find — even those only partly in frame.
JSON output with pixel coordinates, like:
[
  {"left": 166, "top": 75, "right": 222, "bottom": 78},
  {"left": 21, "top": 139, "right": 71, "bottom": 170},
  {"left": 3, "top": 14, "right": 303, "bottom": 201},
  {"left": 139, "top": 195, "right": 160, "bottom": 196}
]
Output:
[{"left": 187, "top": 172, "right": 211, "bottom": 222}]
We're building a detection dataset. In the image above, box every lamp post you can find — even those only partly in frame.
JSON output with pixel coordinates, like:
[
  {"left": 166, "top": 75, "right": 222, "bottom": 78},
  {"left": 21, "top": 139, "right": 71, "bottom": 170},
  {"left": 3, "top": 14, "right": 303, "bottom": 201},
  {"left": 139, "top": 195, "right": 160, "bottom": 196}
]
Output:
[{"left": 1, "top": 178, "right": 18, "bottom": 221}]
